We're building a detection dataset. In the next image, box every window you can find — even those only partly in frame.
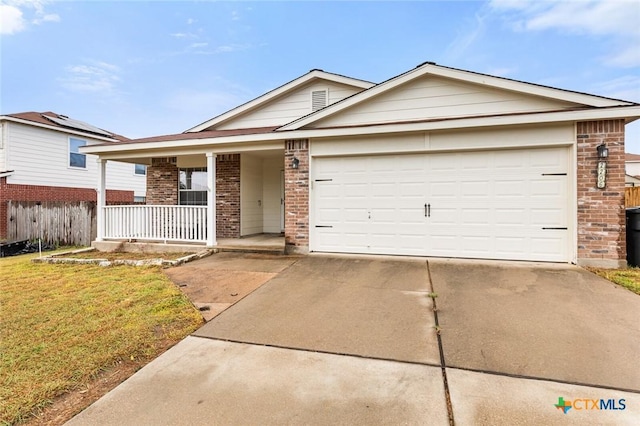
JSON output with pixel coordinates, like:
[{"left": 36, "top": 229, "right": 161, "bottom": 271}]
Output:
[
  {"left": 134, "top": 195, "right": 146, "bottom": 203},
  {"left": 179, "top": 168, "right": 207, "bottom": 205},
  {"left": 134, "top": 164, "right": 147, "bottom": 175},
  {"left": 69, "top": 137, "right": 87, "bottom": 168}
]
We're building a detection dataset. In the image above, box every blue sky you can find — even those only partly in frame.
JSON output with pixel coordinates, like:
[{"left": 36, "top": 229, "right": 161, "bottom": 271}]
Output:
[{"left": 2, "top": 0, "right": 639, "bottom": 150}]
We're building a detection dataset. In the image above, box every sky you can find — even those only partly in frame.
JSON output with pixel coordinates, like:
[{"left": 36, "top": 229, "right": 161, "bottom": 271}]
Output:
[{"left": 1, "top": 0, "right": 639, "bottom": 150}]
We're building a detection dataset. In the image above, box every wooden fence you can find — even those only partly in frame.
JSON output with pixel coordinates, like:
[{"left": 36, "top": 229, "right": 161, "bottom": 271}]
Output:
[
  {"left": 625, "top": 187, "right": 640, "bottom": 208},
  {"left": 6, "top": 201, "right": 97, "bottom": 246}
]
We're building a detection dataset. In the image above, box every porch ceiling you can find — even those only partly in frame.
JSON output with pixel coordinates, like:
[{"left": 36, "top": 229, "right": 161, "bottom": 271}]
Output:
[{"left": 101, "top": 147, "right": 284, "bottom": 165}]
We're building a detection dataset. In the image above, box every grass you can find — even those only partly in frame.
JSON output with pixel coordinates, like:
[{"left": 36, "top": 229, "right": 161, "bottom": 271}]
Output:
[
  {"left": 588, "top": 267, "right": 640, "bottom": 295},
  {"left": 0, "top": 250, "right": 204, "bottom": 425}
]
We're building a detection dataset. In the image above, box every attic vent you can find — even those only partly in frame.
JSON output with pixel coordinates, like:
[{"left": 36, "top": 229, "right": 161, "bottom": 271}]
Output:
[{"left": 311, "top": 89, "right": 328, "bottom": 112}]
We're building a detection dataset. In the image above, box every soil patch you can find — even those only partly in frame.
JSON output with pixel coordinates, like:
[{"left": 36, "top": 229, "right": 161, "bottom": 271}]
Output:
[
  {"left": 61, "top": 250, "right": 194, "bottom": 261},
  {"left": 23, "top": 340, "right": 178, "bottom": 426}
]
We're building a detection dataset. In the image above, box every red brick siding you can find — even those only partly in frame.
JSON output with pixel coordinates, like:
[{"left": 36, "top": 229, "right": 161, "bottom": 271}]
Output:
[
  {"left": 284, "top": 139, "right": 309, "bottom": 252},
  {"left": 0, "top": 176, "right": 132, "bottom": 239},
  {"left": 216, "top": 154, "right": 240, "bottom": 238},
  {"left": 577, "top": 119, "right": 626, "bottom": 265},
  {"left": 146, "top": 157, "right": 178, "bottom": 205}
]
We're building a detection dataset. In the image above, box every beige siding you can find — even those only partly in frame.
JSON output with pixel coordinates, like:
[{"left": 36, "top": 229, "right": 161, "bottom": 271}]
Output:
[
  {"left": 5, "top": 122, "right": 146, "bottom": 196},
  {"left": 217, "top": 81, "right": 364, "bottom": 130},
  {"left": 240, "top": 154, "right": 264, "bottom": 235},
  {"left": 262, "top": 156, "right": 283, "bottom": 233},
  {"left": 310, "top": 75, "right": 577, "bottom": 128},
  {"left": 310, "top": 124, "right": 575, "bottom": 157},
  {"left": 626, "top": 162, "right": 640, "bottom": 176}
]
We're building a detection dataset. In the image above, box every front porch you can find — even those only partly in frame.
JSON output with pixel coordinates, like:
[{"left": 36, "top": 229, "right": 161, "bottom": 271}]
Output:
[
  {"left": 93, "top": 139, "right": 310, "bottom": 253},
  {"left": 92, "top": 232, "right": 285, "bottom": 254}
]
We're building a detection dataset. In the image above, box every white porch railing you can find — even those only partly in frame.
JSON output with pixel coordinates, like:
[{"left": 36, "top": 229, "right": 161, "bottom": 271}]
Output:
[{"left": 104, "top": 205, "right": 207, "bottom": 243}]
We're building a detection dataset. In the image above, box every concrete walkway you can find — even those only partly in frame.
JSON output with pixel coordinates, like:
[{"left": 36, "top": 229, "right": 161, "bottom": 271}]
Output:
[{"left": 66, "top": 254, "right": 640, "bottom": 425}]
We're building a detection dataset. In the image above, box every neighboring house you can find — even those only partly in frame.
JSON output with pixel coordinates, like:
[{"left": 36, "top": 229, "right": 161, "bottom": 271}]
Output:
[
  {"left": 0, "top": 112, "right": 147, "bottom": 240},
  {"left": 84, "top": 63, "right": 640, "bottom": 268},
  {"left": 625, "top": 153, "right": 640, "bottom": 186}
]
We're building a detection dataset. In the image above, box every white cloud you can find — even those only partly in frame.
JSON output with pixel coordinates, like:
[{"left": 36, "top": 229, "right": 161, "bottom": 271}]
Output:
[
  {"left": 33, "top": 12, "right": 60, "bottom": 25},
  {"left": 489, "top": 0, "right": 640, "bottom": 67},
  {"left": 170, "top": 32, "right": 197, "bottom": 39},
  {"left": 60, "top": 61, "right": 122, "bottom": 95},
  {"left": 0, "top": 0, "right": 60, "bottom": 34},
  {"left": 0, "top": 4, "right": 26, "bottom": 34},
  {"left": 187, "top": 18, "right": 195, "bottom": 25},
  {"left": 214, "top": 44, "right": 250, "bottom": 53},
  {"left": 176, "top": 43, "right": 253, "bottom": 56},
  {"left": 592, "top": 75, "right": 640, "bottom": 102},
  {"left": 443, "top": 12, "right": 487, "bottom": 62}
]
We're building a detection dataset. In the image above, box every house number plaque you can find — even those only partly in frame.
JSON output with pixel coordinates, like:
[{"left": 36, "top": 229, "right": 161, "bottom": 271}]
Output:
[{"left": 597, "top": 161, "right": 607, "bottom": 189}]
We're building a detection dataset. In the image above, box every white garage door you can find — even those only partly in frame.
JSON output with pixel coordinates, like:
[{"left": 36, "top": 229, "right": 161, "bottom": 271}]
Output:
[{"left": 312, "top": 147, "right": 569, "bottom": 262}]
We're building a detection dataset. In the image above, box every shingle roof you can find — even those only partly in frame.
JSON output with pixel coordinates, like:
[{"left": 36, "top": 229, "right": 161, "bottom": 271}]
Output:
[
  {"left": 626, "top": 153, "right": 640, "bottom": 162},
  {"left": 3, "top": 111, "right": 129, "bottom": 141},
  {"left": 104, "top": 126, "right": 279, "bottom": 146}
]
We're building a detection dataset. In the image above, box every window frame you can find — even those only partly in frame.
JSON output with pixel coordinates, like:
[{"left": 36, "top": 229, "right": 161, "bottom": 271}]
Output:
[
  {"left": 178, "top": 167, "right": 208, "bottom": 206},
  {"left": 134, "top": 164, "right": 147, "bottom": 176},
  {"left": 68, "top": 137, "right": 87, "bottom": 169}
]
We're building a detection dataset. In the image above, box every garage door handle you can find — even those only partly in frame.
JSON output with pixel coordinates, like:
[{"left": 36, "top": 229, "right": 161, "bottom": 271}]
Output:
[
  {"left": 315, "top": 225, "right": 333, "bottom": 228},
  {"left": 425, "top": 203, "right": 431, "bottom": 218}
]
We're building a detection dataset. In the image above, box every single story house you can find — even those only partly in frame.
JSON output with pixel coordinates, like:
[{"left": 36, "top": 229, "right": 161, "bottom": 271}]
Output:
[
  {"left": 83, "top": 62, "right": 640, "bottom": 268},
  {"left": 0, "top": 112, "right": 147, "bottom": 241}
]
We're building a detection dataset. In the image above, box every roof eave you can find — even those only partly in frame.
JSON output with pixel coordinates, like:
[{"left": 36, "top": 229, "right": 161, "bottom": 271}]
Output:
[{"left": 82, "top": 105, "right": 640, "bottom": 157}]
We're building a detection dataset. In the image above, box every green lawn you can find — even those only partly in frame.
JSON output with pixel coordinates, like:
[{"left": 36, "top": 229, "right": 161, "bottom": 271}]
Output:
[
  {"left": 0, "top": 250, "right": 203, "bottom": 425},
  {"left": 589, "top": 267, "right": 640, "bottom": 295}
]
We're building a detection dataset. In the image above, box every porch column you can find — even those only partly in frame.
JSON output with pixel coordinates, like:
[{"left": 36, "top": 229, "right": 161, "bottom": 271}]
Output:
[
  {"left": 96, "top": 158, "right": 106, "bottom": 241},
  {"left": 206, "top": 153, "right": 217, "bottom": 247}
]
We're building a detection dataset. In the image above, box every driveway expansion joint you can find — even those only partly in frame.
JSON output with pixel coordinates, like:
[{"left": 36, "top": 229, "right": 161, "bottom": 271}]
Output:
[
  {"left": 427, "top": 260, "right": 455, "bottom": 426},
  {"left": 191, "top": 335, "right": 443, "bottom": 369},
  {"left": 445, "top": 365, "right": 640, "bottom": 395}
]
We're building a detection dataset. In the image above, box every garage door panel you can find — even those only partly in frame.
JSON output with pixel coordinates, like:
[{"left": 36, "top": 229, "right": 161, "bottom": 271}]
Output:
[
  {"left": 460, "top": 181, "right": 491, "bottom": 198},
  {"left": 494, "top": 179, "right": 527, "bottom": 197},
  {"left": 430, "top": 181, "right": 457, "bottom": 198},
  {"left": 530, "top": 208, "right": 565, "bottom": 226},
  {"left": 312, "top": 147, "right": 569, "bottom": 261},
  {"left": 530, "top": 235, "right": 566, "bottom": 259},
  {"left": 494, "top": 208, "right": 528, "bottom": 225},
  {"left": 316, "top": 207, "right": 342, "bottom": 223},
  {"left": 343, "top": 208, "right": 368, "bottom": 223},
  {"left": 458, "top": 208, "right": 491, "bottom": 225},
  {"left": 430, "top": 207, "right": 458, "bottom": 225},
  {"left": 531, "top": 178, "right": 566, "bottom": 197}
]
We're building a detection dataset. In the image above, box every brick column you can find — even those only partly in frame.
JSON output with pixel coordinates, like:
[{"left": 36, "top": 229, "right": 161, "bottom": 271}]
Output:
[
  {"left": 284, "top": 139, "right": 309, "bottom": 254},
  {"left": 576, "top": 119, "right": 626, "bottom": 268},
  {"left": 146, "top": 157, "right": 178, "bottom": 205},
  {"left": 216, "top": 154, "right": 240, "bottom": 238}
]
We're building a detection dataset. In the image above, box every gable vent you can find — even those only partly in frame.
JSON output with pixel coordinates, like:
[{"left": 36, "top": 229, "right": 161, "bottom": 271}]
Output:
[{"left": 311, "top": 89, "right": 328, "bottom": 112}]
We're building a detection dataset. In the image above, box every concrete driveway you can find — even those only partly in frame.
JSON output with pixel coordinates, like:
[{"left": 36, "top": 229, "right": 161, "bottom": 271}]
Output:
[{"left": 67, "top": 253, "right": 640, "bottom": 425}]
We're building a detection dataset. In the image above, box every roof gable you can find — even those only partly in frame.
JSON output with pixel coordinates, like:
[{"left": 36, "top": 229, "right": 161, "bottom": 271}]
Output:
[
  {"left": 185, "top": 69, "right": 374, "bottom": 132},
  {"left": 279, "top": 63, "right": 636, "bottom": 131}
]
